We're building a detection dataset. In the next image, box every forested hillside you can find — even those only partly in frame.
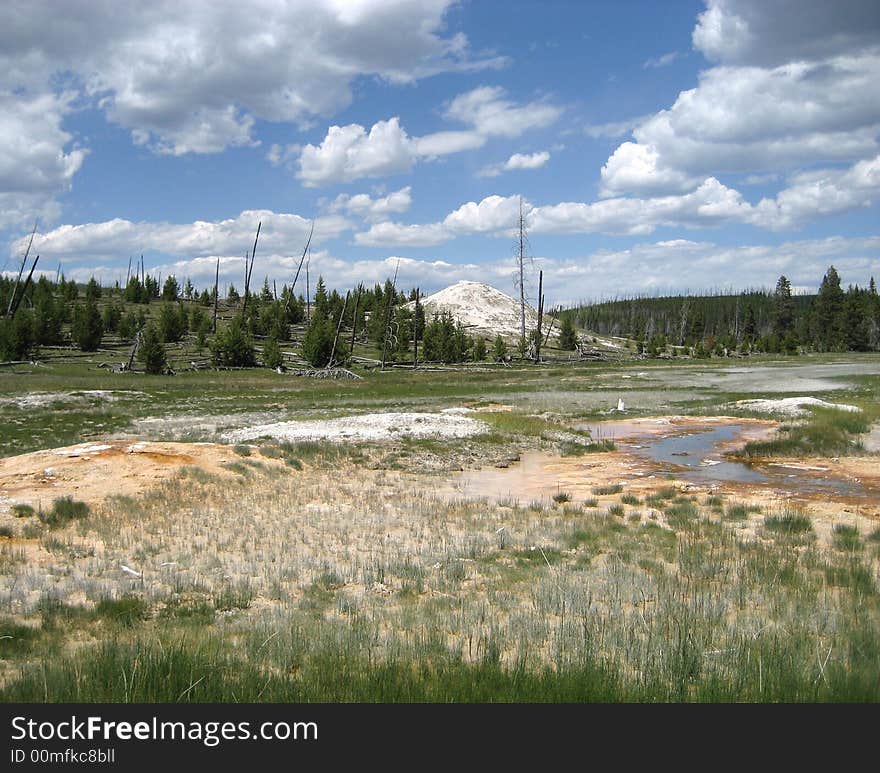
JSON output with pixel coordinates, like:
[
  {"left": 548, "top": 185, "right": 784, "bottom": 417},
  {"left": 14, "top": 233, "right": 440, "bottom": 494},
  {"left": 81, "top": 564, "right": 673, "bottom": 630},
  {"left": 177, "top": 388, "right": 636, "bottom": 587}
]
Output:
[{"left": 567, "top": 267, "right": 879, "bottom": 356}]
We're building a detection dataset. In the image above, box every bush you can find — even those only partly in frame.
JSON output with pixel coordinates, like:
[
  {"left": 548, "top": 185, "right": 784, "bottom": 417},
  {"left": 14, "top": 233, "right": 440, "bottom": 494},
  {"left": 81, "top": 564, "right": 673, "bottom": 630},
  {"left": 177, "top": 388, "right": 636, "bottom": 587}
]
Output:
[{"left": 43, "top": 497, "right": 90, "bottom": 529}]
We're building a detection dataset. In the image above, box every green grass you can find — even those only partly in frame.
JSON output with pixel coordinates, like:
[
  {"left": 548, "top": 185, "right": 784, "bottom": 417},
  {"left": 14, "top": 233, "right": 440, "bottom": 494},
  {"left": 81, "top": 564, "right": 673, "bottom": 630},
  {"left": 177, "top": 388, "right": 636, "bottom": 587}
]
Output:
[
  {"left": 11, "top": 504, "right": 35, "bottom": 518},
  {"left": 592, "top": 483, "right": 623, "bottom": 496},
  {"left": 764, "top": 511, "right": 813, "bottom": 535},
  {"left": 42, "top": 497, "right": 89, "bottom": 529},
  {"left": 559, "top": 439, "right": 616, "bottom": 456},
  {"left": 620, "top": 493, "right": 640, "bottom": 505},
  {"left": 723, "top": 502, "right": 762, "bottom": 521},
  {"left": 94, "top": 596, "right": 151, "bottom": 627},
  {"left": 739, "top": 407, "right": 870, "bottom": 458},
  {"left": 832, "top": 524, "right": 862, "bottom": 552}
]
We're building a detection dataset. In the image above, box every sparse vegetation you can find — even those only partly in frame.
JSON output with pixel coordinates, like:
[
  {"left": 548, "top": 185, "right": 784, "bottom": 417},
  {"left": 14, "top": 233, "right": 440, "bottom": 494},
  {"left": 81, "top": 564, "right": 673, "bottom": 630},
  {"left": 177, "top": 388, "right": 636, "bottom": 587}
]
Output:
[
  {"left": 592, "top": 483, "right": 623, "bottom": 495},
  {"left": 42, "top": 497, "right": 90, "bottom": 529}
]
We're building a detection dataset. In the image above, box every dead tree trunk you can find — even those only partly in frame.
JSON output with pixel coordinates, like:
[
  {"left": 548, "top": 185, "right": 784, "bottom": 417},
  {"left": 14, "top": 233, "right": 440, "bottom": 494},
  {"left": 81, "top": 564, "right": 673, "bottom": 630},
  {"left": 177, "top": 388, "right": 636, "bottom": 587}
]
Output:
[
  {"left": 413, "top": 288, "right": 420, "bottom": 369},
  {"left": 534, "top": 270, "right": 543, "bottom": 364},
  {"left": 328, "top": 290, "right": 349, "bottom": 368},
  {"left": 6, "top": 222, "right": 36, "bottom": 317},
  {"left": 284, "top": 220, "right": 314, "bottom": 315},
  {"left": 10, "top": 256, "right": 39, "bottom": 319},
  {"left": 380, "top": 261, "right": 400, "bottom": 371},
  {"left": 212, "top": 258, "right": 220, "bottom": 333},
  {"left": 349, "top": 287, "right": 361, "bottom": 355}
]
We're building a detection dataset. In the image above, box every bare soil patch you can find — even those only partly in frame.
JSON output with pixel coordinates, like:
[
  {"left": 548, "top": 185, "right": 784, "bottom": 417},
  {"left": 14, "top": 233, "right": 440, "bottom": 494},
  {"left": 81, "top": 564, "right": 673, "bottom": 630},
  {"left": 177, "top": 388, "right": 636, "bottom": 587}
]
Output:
[{"left": 0, "top": 440, "right": 243, "bottom": 514}]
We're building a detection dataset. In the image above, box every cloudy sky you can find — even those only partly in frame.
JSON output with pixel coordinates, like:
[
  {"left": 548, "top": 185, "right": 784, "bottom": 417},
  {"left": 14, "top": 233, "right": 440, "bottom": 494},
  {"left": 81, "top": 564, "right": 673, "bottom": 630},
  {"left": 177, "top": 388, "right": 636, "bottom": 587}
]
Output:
[{"left": 2, "top": 0, "right": 879, "bottom": 305}]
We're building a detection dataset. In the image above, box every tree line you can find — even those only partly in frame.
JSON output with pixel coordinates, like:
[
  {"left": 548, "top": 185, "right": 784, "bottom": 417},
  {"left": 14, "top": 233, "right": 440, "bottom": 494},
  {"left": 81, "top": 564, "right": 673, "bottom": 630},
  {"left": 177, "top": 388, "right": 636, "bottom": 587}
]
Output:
[
  {"left": 0, "top": 271, "right": 510, "bottom": 371},
  {"left": 566, "top": 266, "right": 879, "bottom": 356}
]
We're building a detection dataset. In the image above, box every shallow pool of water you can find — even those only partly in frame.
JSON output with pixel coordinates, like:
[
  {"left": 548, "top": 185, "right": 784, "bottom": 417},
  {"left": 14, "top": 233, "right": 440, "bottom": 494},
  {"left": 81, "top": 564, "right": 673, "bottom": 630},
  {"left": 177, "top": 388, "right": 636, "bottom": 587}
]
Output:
[
  {"left": 616, "top": 423, "right": 864, "bottom": 495},
  {"left": 450, "top": 420, "right": 874, "bottom": 504}
]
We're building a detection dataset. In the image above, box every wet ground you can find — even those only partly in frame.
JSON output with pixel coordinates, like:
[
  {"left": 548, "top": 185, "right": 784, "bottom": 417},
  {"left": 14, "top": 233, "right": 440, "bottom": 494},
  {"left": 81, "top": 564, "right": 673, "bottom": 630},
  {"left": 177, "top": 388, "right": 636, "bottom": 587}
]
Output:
[{"left": 450, "top": 417, "right": 880, "bottom": 506}]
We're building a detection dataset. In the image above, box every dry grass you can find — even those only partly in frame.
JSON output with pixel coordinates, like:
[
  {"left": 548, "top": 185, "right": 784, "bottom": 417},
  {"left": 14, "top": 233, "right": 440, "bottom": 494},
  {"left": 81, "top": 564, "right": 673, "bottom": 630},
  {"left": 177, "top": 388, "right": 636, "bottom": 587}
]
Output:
[{"left": 1, "top": 453, "right": 878, "bottom": 701}]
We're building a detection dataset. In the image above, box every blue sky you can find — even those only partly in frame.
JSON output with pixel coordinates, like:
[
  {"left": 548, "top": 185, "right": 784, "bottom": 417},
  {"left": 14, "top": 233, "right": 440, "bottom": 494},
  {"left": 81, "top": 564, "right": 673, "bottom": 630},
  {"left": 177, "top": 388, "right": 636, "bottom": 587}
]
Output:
[{"left": 1, "top": 0, "right": 879, "bottom": 306}]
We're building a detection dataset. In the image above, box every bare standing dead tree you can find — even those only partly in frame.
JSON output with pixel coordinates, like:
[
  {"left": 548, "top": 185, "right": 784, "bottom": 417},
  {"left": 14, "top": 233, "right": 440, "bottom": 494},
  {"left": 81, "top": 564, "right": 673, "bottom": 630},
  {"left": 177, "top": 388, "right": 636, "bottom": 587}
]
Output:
[
  {"left": 10, "top": 255, "right": 39, "bottom": 319},
  {"left": 513, "top": 196, "right": 534, "bottom": 356},
  {"left": 380, "top": 260, "right": 401, "bottom": 370},
  {"left": 284, "top": 220, "right": 315, "bottom": 315},
  {"left": 6, "top": 221, "right": 37, "bottom": 318},
  {"left": 242, "top": 221, "right": 261, "bottom": 315}
]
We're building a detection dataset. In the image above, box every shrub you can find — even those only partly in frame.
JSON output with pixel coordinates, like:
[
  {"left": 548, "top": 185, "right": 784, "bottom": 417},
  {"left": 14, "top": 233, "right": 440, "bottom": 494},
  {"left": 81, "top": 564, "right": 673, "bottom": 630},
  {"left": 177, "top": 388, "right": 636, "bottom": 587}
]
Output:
[{"left": 43, "top": 497, "right": 89, "bottom": 529}]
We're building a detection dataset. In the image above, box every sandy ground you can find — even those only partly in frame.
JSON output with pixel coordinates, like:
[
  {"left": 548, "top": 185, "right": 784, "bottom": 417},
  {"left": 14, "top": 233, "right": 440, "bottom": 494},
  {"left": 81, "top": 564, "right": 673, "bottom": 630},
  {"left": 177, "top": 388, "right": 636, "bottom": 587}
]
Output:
[{"left": 0, "top": 440, "right": 242, "bottom": 514}]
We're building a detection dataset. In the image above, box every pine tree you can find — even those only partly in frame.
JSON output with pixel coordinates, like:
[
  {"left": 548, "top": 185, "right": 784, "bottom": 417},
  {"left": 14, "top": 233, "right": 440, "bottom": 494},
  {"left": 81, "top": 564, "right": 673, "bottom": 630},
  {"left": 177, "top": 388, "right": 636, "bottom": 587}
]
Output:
[
  {"left": 85, "top": 277, "right": 102, "bottom": 301},
  {"left": 139, "top": 323, "right": 168, "bottom": 374},
  {"left": 558, "top": 316, "right": 578, "bottom": 350},
  {"left": 210, "top": 316, "right": 256, "bottom": 367},
  {"left": 71, "top": 299, "right": 104, "bottom": 351},
  {"left": 812, "top": 266, "right": 845, "bottom": 351},
  {"left": 162, "top": 275, "right": 180, "bottom": 301},
  {"left": 158, "top": 303, "right": 186, "bottom": 343},
  {"left": 313, "top": 277, "right": 329, "bottom": 319},
  {"left": 301, "top": 310, "right": 335, "bottom": 367},
  {"left": 843, "top": 287, "right": 870, "bottom": 352},
  {"left": 0, "top": 310, "right": 36, "bottom": 360},
  {"left": 101, "top": 303, "right": 122, "bottom": 333},
  {"left": 772, "top": 275, "right": 795, "bottom": 340},
  {"left": 493, "top": 334, "right": 508, "bottom": 361},
  {"left": 118, "top": 310, "right": 142, "bottom": 342},
  {"left": 262, "top": 336, "right": 283, "bottom": 369},
  {"left": 473, "top": 337, "right": 487, "bottom": 361}
]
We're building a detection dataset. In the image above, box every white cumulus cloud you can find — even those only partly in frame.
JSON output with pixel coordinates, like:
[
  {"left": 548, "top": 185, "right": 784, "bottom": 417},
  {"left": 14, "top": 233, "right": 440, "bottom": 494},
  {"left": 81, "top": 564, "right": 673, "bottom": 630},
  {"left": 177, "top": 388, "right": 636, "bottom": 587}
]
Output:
[{"left": 297, "top": 86, "right": 561, "bottom": 185}]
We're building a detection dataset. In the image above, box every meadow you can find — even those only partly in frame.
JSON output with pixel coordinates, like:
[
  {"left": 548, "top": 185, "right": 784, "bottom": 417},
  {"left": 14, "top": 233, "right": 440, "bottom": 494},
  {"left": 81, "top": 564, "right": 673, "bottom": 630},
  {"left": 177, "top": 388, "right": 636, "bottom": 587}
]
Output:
[{"left": 0, "top": 352, "right": 878, "bottom": 702}]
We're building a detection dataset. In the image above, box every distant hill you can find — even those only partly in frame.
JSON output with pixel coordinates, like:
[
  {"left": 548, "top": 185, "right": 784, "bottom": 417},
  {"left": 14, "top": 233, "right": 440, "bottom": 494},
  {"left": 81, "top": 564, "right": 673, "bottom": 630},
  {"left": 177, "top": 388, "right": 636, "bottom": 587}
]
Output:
[{"left": 414, "top": 281, "right": 554, "bottom": 340}]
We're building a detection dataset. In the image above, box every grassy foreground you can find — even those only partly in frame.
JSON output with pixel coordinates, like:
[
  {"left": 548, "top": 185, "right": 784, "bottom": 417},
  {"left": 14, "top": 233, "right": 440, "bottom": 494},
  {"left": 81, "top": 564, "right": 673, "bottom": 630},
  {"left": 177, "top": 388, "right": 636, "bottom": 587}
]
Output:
[{"left": 1, "top": 453, "right": 878, "bottom": 703}]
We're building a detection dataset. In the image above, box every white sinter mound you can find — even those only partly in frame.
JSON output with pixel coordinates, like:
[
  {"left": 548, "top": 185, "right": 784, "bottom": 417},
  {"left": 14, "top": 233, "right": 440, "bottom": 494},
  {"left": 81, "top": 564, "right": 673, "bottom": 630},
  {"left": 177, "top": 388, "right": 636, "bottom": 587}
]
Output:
[
  {"left": 223, "top": 412, "right": 488, "bottom": 444},
  {"left": 735, "top": 396, "right": 861, "bottom": 416},
  {"left": 413, "top": 281, "right": 549, "bottom": 340}
]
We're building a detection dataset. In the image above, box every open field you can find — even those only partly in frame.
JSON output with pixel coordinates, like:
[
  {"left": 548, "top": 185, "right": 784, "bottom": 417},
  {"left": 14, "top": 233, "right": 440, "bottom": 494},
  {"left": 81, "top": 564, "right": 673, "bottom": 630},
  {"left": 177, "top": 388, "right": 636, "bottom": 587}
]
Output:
[{"left": 0, "top": 352, "right": 879, "bottom": 701}]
